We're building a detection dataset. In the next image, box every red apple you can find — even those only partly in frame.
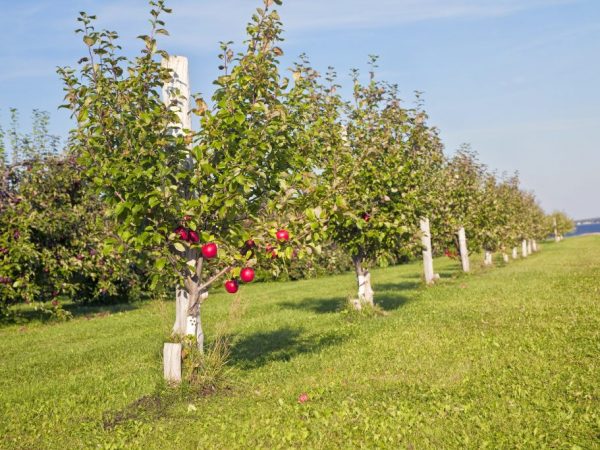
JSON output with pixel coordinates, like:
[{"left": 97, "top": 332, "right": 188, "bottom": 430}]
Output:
[
  {"left": 224, "top": 279, "right": 239, "bottom": 294},
  {"left": 276, "top": 229, "right": 290, "bottom": 242},
  {"left": 265, "top": 244, "right": 278, "bottom": 259},
  {"left": 188, "top": 230, "right": 199, "bottom": 244},
  {"left": 174, "top": 226, "right": 188, "bottom": 241},
  {"left": 183, "top": 215, "right": 192, "bottom": 222},
  {"left": 202, "top": 242, "right": 218, "bottom": 259},
  {"left": 245, "top": 239, "right": 256, "bottom": 248},
  {"left": 240, "top": 267, "right": 255, "bottom": 283},
  {"left": 362, "top": 213, "right": 371, "bottom": 222}
]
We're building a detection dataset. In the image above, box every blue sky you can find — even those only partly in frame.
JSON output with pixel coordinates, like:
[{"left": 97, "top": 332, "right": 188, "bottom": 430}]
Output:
[{"left": 1, "top": 0, "right": 599, "bottom": 219}]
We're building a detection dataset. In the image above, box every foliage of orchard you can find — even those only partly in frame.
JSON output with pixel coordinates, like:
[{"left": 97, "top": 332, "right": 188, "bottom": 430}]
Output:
[
  {"left": 0, "top": 114, "right": 149, "bottom": 316},
  {"left": 2, "top": 0, "right": 574, "bottom": 332}
]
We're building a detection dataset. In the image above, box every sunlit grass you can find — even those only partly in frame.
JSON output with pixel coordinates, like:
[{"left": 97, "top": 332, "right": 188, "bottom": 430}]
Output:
[{"left": 1, "top": 237, "right": 598, "bottom": 448}]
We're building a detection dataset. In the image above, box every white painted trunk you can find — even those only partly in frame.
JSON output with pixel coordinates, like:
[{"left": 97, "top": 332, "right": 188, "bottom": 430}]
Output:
[
  {"left": 527, "top": 240, "right": 533, "bottom": 255},
  {"left": 173, "top": 288, "right": 189, "bottom": 336},
  {"left": 512, "top": 247, "right": 518, "bottom": 259},
  {"left": 484, "top": 251, "right": 493, "bottom": 266},
  {"left": 553, "top": 218, "right": 559, "bottom": 242},
  {"left": 522, "top": 239, "right": 528, "bottom": 258},
  {"left": 357, "top": 272, "right": 374, "bottom": 306},
  {"left": 353, "top": 257, "right": 374, "bottom": 309},
  {"left": 532, "top": 240, "right": 538, "bottom": 252},
  {"left": 163, "top": 343, "right": 182, "bottom": 384},
  {"left": 458, "top": 227, "right": 470, "bottom": 273},
  {"left": 503, "top": 253, "right": 509, "bottom": 263},
  {"left": 420, "top": 218, "right": 435, "bottom": 284}
]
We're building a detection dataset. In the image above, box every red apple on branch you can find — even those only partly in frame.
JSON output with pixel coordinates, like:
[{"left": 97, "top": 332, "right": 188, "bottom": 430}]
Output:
[
  {"left": 202, "top": 242, "right": 218, "bottom": 259},
  {"left": 174, "top": 226, "right": 188, "bottom": 241},
  {"left": 224, "top": 279, "right": 239, "bottom": 294},
  {"left": 362, "top": 213, "right": 371, "bottom": 222},
  {"left": 265, "top": 244, "right": 278, "bottom": 259},
  {"left": 188, "top": 230, "right": 199, "bottom": 244},
  {"left": 276, "top": 229, "right": 290, "bottom": 242},
  {"left": 240, "top": 267, "right": 255, "bottom": 283}
]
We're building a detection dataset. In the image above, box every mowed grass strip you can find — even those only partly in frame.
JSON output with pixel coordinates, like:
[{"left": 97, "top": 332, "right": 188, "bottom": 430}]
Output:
[{"left": 1, "top": 237, "right": 598, "bottom": 449}]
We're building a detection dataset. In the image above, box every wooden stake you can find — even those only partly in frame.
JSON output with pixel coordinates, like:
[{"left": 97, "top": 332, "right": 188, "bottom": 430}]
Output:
[
  {"left": 162, "top": 55, "right": 194, "bottom": 338},
  {"left": 163, "top": 343, "right": 182, "bottom": 384}
]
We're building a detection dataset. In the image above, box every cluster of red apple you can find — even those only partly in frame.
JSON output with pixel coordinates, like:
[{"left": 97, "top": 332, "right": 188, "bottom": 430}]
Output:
[
  {"left": 174, "top": 226, "right": 200, "bottom": 244},
  {"left": 174, "top": 220, "right": 291, "bottom": 294},
  {"left": 225, "top": 229, "right": 290, "bottom": 294}
]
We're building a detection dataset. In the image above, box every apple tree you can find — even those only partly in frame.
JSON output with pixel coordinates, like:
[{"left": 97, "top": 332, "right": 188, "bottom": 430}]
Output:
[
  {"left": 59, "top": 0, "right": 321, "bottom": 352},
  {"left": 296, "top": 57, "right": 442, "bottom": 309}
]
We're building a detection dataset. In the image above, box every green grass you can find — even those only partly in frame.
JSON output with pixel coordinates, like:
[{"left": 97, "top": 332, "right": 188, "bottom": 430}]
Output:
[{"left": 1, "top": 237, "right": 599, "bottom": 449}]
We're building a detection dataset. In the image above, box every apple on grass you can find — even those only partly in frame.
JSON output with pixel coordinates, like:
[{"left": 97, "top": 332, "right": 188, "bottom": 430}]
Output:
[{"left": 224, "top": 279, "right": 239, "bottom": 294}]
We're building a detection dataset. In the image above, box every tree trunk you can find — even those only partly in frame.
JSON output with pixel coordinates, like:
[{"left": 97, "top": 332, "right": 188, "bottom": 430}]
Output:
[
  {"left": 527, "top": 240, "right": 533, "bottom": 255},
  {"left": 484, "top": 251, "right": 493, "bottom": 266},
  {"left": 420, "top": 218, "right": 435, "bottom": 285},
  {"left": 512, "top": 247, "right": 518, "bottom": 259},
  {"left": 352, "top": 256, "right": 374, "bottom": 309},
  {"left": 522, "top": 239, "right": 528, "bottom": 258},
  {"left": 458, "top": 227, "right": 470, "bottom": 273},
  {"left": 503, "top": 253, "right": 509, "bottom": 263},
  {"left": 553, "top": 218, "right": 559, "bottom": 242},
  {"left": 532, "top": 240, "right": 538, "bottom": 252},
  {"left": 185, "top": 281, "right": 208, "bottom": 353}
]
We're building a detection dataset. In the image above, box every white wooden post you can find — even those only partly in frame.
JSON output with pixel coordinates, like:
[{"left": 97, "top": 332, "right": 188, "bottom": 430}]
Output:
[
  {"left": 458, "top": 227, "right": 470, "bottom": 273},
  {"left": 163, "top": 343, "right": 182, "bottom": 384},
  {"left": 162, "top": 55, "right": 192, "bottom": 130},
  {"left": 503, "top": 253, "right": 509, "bottom": 263},
  {"left": 420, "top": 218, "right": 435, "bottom": 284},
  {"left": 512, "top": 247, "right": 518, "bottom": 259},
  {"left": 553, "top": 218, "right": 559, "bottom": 242},
  {"left": 522, "top": 239, "right": 528, "bottom": 258},
  {"left": 162, "top": 55, "right": 193, "bottom": 339},
  {"left": 527, "top": 239, "right": 533, "bottom": 255},
  {"left": 532, "top": 240, "right": 538, "bottom": 252}
]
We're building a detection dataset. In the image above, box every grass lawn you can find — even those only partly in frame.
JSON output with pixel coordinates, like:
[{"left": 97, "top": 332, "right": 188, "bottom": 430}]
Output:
[{"left": 1, "top": 237, "right": 598, "bottom": 449}]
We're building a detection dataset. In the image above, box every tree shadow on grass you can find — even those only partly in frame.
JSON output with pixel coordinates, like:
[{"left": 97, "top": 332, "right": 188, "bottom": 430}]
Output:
[
  {"left": 375, "top": 280, "right": 422, "bottom": 292},
  {"left": 278, "top": 297, "right": 342, "bottom": 314},
  {"left": 229, "top": 326, "right": 345, "bottom": 370},
  {"left": 1, "top": 301, "right": 138, "bottom": 327},
  {"left": 374, "top": 293, "right": 411, "bottom": 311}
]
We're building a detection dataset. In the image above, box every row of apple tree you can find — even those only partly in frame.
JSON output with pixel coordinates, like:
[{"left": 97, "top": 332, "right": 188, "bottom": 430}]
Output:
[{"left": 45, "top": 0, "right": 576, "bottom": 350}]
